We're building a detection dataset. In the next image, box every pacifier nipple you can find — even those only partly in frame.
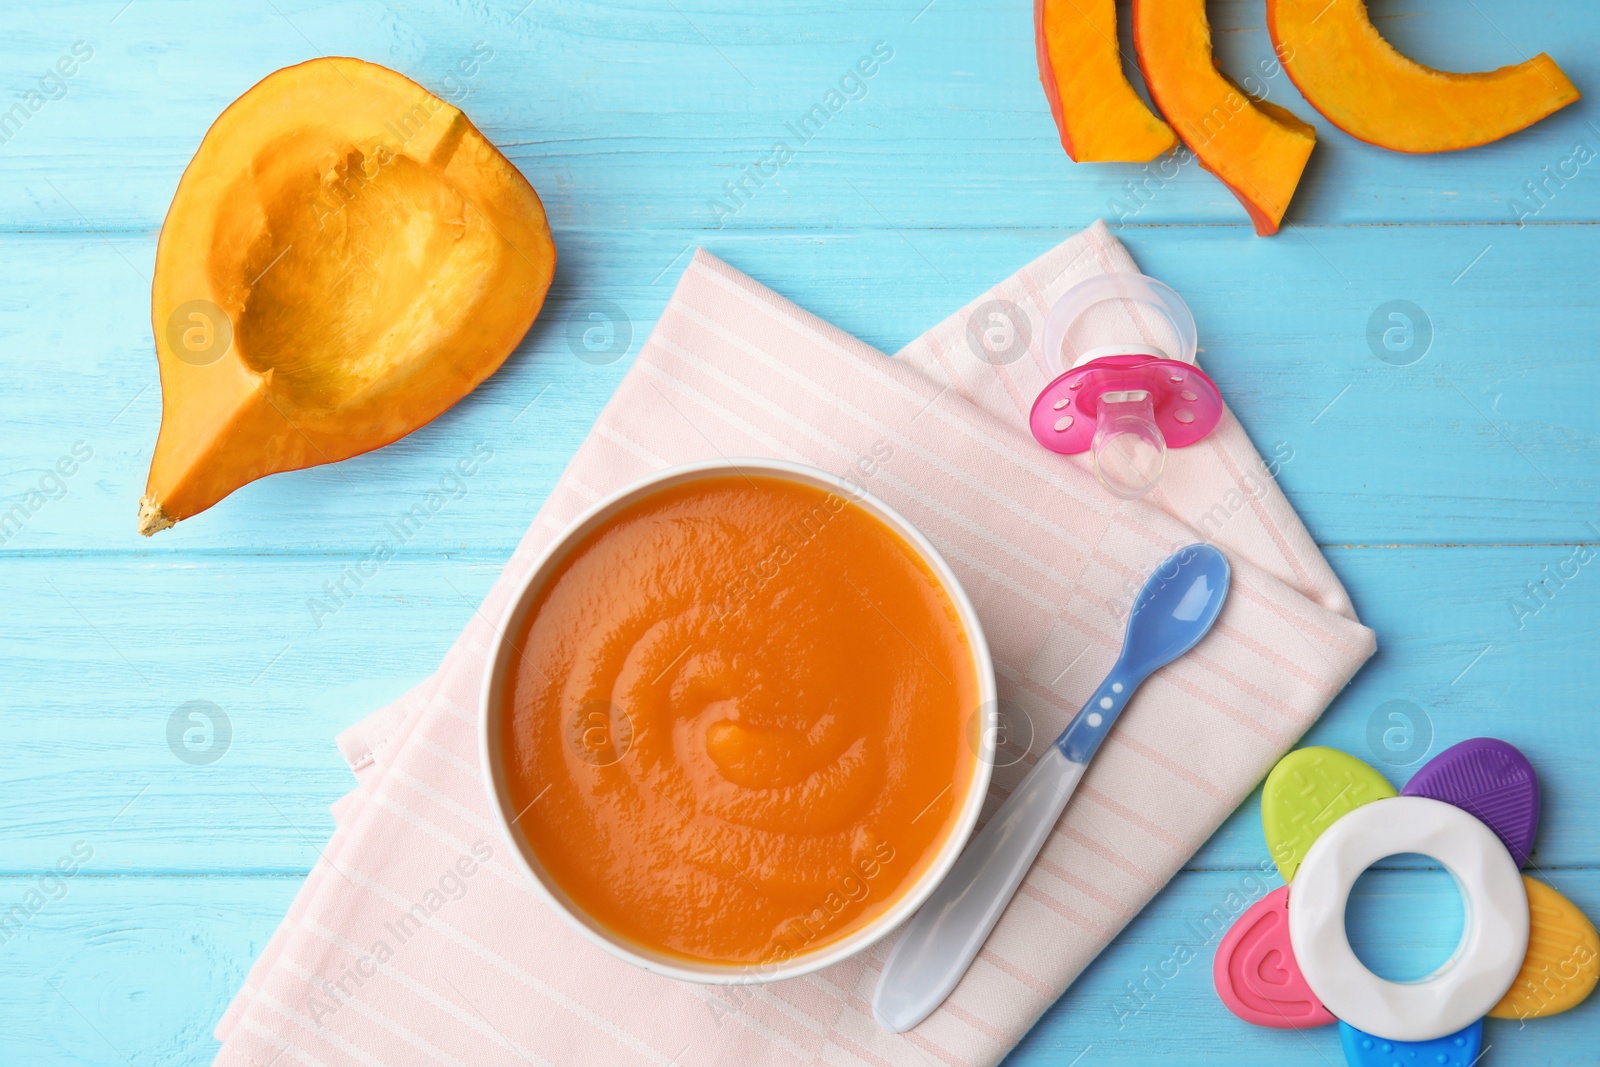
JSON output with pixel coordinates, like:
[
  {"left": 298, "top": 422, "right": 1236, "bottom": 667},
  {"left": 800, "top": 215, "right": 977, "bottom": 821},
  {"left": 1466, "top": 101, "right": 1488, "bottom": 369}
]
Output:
[
  {"left": 1028, "top": 273, "right": 1222, "bottom": 500},
  {"left": 1091, "top": 388, "right": 1166, "bottom": 499}
]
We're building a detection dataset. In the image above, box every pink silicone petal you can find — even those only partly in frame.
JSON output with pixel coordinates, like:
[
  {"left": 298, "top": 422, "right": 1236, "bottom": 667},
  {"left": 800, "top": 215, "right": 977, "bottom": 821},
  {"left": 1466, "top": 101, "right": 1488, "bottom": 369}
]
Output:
[
  {"left": 1214, "top": 885, "right": 1336, "bottom": 1029},
  {"left": 1402, "top": 738, "right": 1540, "bottom": 867}
]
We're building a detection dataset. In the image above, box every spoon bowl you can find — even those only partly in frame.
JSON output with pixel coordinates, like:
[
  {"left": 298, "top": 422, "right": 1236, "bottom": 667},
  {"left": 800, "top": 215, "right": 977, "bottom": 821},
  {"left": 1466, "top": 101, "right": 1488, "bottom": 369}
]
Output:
[{"left": 1120, "top": 543, "right": 1230, "bottom": 680}]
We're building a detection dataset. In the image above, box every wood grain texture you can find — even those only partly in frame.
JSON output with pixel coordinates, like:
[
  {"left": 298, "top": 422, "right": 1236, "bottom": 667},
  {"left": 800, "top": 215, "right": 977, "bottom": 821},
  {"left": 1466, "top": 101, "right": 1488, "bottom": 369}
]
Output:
[{"left": 1, "top": 0, "right": 1596, "bottom": 1063}]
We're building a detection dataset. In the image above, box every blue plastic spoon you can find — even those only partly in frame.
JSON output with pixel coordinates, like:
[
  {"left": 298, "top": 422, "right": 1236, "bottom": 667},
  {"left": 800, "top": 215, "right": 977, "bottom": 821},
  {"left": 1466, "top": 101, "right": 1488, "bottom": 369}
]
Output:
[{"left": 873, "top": 543, "right": 1231, "bottom": 1032}]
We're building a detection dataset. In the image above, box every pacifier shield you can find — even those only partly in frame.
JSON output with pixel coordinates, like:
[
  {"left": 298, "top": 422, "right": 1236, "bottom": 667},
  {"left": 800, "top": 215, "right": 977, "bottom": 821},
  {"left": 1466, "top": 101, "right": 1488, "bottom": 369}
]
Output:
[{"left": 1028, "top": 355, "right": 1223, "bottom": 456}]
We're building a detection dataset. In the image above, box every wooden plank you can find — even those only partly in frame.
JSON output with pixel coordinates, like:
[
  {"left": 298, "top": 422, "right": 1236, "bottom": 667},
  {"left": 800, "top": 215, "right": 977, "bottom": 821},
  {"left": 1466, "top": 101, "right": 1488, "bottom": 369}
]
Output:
[
  {"left": 0, "top": 875, "right": 299, "bottom": 1065},
  {"left": 3, "top": 870, "right": 1595, "bottom": 1065},
  {"left": 1, "top": 222, "right": 1597, "bottom": 554},
  {"left": 0, "top": 2, "right": 1596, "bottom": 230},
  {"left": 0, "top": 555, "right": 499, "bottom": 874},
  {"left": 2, "top": 543, "right": 1595, "bottom": 871}
]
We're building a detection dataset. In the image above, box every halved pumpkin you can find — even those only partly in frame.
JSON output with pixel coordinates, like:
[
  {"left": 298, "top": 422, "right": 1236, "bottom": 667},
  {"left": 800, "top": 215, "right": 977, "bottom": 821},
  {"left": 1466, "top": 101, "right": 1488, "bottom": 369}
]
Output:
[
  {"left": 139, "top": 57, "right": 555, "bottom": 535},
  {"left": 1035, "top": 0, "right": 1176, "bottom": 162},
  {"left": 1132, "top": 0, "right": 1316, "bottom": 235},
  {"left": 1267, "top": 0, "right": 1579, "bottom": 153}
]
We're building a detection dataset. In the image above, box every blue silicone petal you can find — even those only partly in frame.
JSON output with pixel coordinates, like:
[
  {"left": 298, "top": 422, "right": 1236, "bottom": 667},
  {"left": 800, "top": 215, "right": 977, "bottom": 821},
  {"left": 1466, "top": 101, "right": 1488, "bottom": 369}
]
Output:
[{"left": 1338, "top": 1018, "right": 1483, "bottom": 1067}]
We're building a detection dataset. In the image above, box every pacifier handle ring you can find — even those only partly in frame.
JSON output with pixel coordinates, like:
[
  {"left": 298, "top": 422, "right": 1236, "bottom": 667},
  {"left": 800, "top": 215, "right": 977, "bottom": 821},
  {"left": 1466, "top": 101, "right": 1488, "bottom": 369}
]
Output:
[{"left": 1042, "top": 273, "right": 1199, "bottom": 375}]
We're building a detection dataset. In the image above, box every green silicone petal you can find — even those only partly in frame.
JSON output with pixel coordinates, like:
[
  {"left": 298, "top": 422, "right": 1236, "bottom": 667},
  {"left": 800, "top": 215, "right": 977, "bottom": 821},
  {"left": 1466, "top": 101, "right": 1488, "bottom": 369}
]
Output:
[{"left": 1262, "top": 747, "right": 1396, "bottom": 883}]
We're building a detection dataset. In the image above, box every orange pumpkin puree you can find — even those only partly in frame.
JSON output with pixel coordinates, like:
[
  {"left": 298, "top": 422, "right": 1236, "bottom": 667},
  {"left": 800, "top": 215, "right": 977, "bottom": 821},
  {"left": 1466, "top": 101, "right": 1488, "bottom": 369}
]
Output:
[{"left": 502, "top": 474, "right": 978, "bottom": 966}]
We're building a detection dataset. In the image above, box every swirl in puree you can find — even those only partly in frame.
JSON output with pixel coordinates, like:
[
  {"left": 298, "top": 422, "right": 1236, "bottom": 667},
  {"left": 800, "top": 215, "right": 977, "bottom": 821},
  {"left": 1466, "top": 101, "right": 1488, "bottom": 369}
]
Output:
[{"left": 502, "top": 474, "right": 979, "bottom": 966}]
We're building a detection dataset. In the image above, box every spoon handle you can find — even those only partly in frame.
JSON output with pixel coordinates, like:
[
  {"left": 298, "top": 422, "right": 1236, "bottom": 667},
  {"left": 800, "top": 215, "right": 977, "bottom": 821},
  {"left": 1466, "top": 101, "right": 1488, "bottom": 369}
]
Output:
[
  {"left": 872, "top": 543, "right": 1231, "bottom": 1033},
  {"left": 873, "top": 667, "right": 1140, "bottom": 1033},
  {"left": 872, "top": 742, "right": 1087, "bottom": 1033},
  {"left": 1054, "top": 664, "right": 1137, "bottom": 763}
]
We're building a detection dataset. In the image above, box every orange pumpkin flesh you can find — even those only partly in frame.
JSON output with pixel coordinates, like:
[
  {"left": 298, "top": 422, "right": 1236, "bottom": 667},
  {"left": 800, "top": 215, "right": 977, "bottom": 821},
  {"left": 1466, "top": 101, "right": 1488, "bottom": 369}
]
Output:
[
  {"left": 1035, "top": 0, "right": 1176, "bottom": 162},
  {"left": 1132, "top": 0, "right": 1316, "bottom": 235},
  {"left": 139, "top": 57, "right": 555, "bottom": 535},
  {"left": 1267, "top": 0, "right": 1579, "bottom": 153}
]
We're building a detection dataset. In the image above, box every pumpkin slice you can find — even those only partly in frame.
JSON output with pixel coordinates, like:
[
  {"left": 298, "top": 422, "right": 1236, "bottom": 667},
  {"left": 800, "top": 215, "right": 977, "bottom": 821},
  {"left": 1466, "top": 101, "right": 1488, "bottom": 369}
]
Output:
[
  {"left": 139, "top": 57, "right": 555, "bottom": 535},
  {"left": 1035, "top": 0, "right": 1176, "bottom": 161},
  {"left": 1131, "top": 0, "right": 1316, "bottom": 235},
  {"left": 1267, "top": 0, "right": 1579, "bottom": 153}
]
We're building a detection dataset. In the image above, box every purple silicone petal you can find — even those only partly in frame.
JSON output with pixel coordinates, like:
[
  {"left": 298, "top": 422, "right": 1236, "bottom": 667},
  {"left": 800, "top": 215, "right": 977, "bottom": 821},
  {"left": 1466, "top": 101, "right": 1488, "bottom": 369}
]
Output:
[{"left": 1402, "top": 738, "right": 1540, "bottom": 866}]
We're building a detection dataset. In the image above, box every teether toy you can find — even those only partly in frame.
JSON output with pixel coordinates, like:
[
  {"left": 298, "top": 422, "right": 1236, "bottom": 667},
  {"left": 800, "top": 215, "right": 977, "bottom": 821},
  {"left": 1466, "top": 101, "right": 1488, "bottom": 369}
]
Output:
[
  {"left": 1030, "top": 273, "right": 1223, "bottom": 499},
  {"left": 1214, "top": 739, "right": 1600, "bottom": 1066}
]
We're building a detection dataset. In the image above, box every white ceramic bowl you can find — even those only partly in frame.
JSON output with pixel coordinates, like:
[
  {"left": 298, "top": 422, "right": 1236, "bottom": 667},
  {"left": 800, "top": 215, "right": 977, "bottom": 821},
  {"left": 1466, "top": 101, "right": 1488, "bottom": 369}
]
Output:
[{"left": 479, "top": 458, "right": 997, "bottom": 984}]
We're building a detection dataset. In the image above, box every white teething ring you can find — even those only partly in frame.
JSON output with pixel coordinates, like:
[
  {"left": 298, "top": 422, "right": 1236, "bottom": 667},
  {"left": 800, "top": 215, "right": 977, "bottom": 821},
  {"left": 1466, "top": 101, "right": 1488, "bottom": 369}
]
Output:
[{"left": 1288, "top": 795, "right": 1529, "bottom": 1043}]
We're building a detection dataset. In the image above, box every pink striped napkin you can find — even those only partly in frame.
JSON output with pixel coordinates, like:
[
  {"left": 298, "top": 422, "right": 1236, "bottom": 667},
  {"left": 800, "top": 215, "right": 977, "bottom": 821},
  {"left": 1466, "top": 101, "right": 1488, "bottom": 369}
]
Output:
[{"left": 214, "top": 221, "right": 1374, "bottom": 1067}]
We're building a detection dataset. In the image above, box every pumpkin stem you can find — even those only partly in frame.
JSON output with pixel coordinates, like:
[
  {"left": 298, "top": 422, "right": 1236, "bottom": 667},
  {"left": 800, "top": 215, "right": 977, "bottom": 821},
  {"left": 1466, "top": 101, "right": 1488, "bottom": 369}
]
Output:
[{"left": 137, "top": 495, "right": 176, "bottom": 537}]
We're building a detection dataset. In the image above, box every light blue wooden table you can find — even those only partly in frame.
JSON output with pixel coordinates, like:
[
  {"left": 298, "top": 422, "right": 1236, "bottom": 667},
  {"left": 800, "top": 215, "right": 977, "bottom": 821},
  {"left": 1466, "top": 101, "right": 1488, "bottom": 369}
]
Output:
[{"left": 2, "top": 1, "right": 1597, "bottom": 1063}]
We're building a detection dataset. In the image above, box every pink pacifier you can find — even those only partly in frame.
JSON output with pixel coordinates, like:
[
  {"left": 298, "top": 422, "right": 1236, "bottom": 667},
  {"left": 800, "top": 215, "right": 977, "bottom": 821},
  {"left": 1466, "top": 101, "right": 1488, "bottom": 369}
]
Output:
[{"left": 1029, "top": 273, "right": 1223, "bottom": 499}]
